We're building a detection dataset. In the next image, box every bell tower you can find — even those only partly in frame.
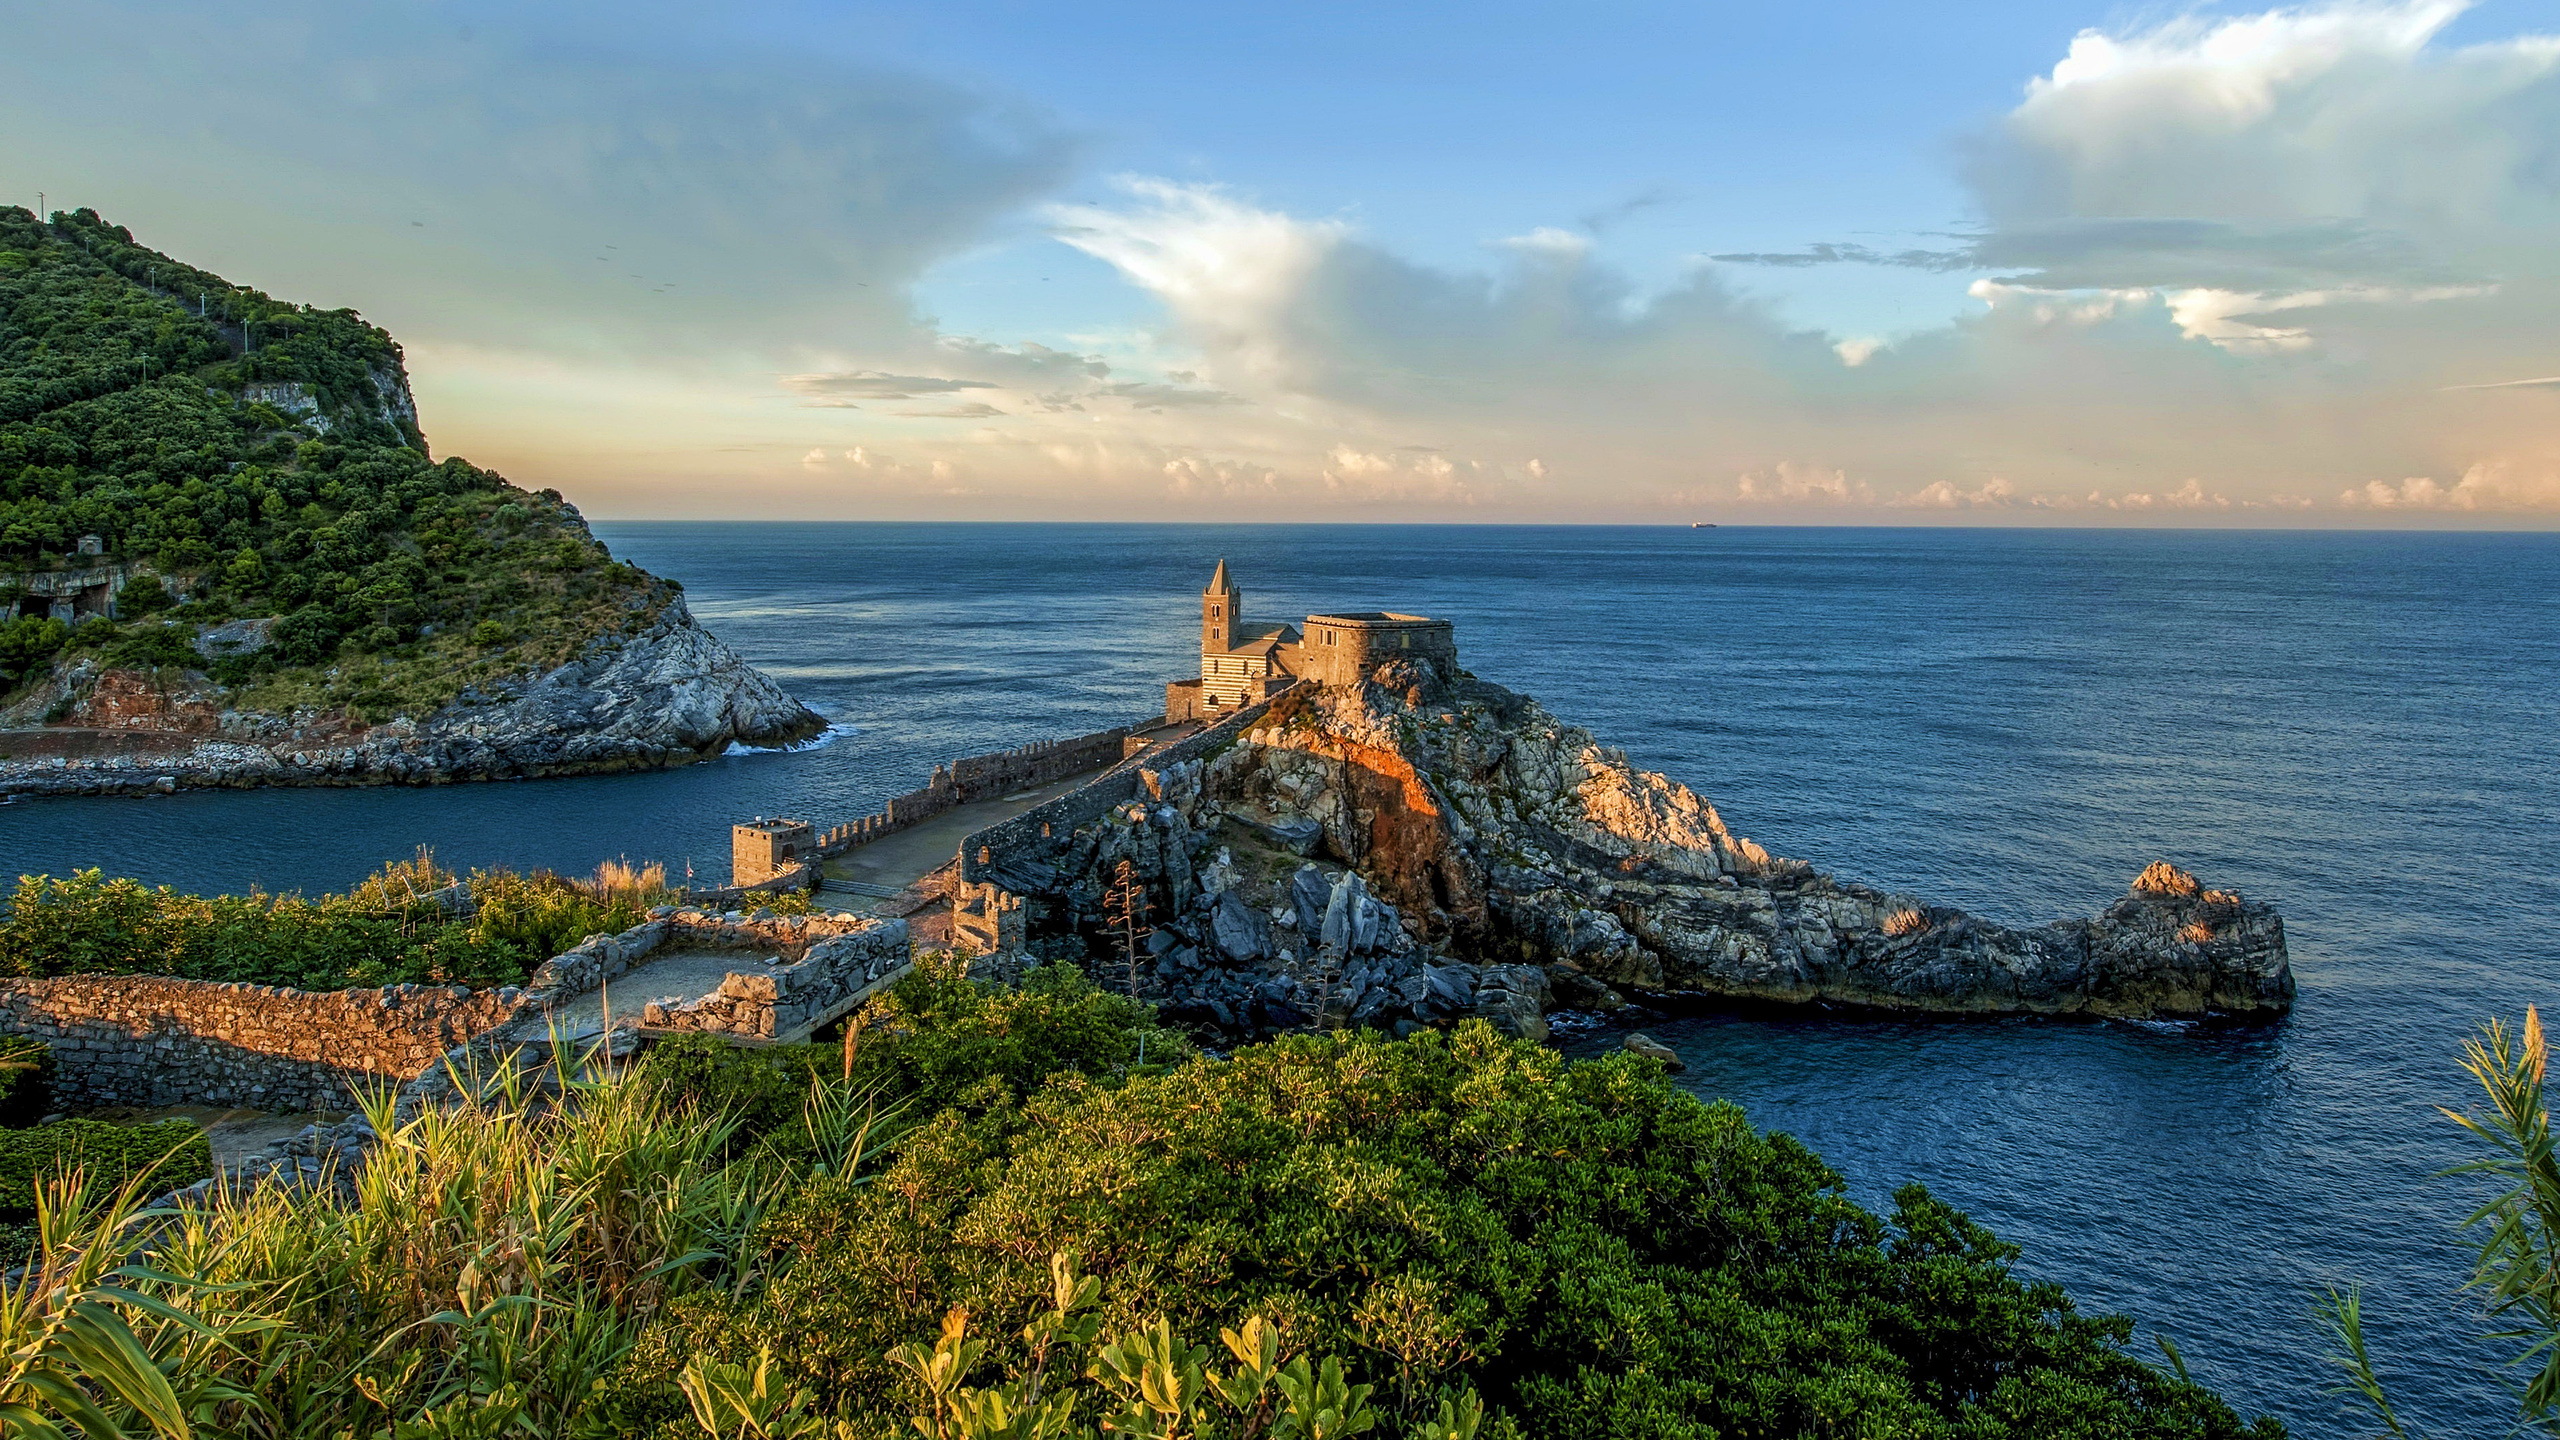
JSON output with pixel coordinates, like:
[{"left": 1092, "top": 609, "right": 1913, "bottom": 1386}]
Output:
[{"left": 1202, "top": 558, "right": 1238, "bottom": 654}]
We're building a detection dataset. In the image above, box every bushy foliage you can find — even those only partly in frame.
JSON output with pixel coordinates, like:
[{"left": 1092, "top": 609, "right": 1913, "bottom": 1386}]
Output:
[
  {"left": 0, "top": 1036, "right": 52, "bottom": 1128},
  {"left": 0, "top": 205, "right": 667, "bottom": 718},
  {"left": 0, "top": 1118, "right": 209, "bottom": 1220},
  {"left": 0, "top": 982, "right": 2283, "bottom": 1438},
  {"left": 0, "top": 853, "right": 681, "bottom": 991},
  {"left": 664, "top": 1020, "right": 2277, "bottom": 1440},
  {"left": 642, "top": 963, "right": 1188, "bottom": 1167}
]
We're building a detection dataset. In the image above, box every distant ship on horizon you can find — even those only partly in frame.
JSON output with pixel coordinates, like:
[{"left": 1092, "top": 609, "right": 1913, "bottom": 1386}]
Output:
[{"left": 1692, "top": 522, "right": 1717, "bottom": 528}]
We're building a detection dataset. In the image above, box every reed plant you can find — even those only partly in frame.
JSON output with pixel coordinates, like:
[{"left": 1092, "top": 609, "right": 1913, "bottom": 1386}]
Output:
[
  {"left": 0, "top": 1039, "right": 902, "bottom": 1439},
  {"left": 2325, "top": 1006, "right": 2560, "bottom": 1436}
]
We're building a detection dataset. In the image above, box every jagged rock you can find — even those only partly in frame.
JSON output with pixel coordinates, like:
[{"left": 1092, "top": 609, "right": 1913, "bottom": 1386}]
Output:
[
  {"left": 1211, "top": 890, "right": 1269, "bottom": 963},
  {"left": 0, "top": 597, "right": 823, "bottom": 796},
  {"left": 1216, "top": 673, "right": 2292, "bottom": 1022},
  {"left": 1289, "top": 865, "right": 1332, "bottom": 938},
  {"left": 970, "top": 664, "right": 2291, "bottom": 1044},
  {"left": 1250, "top": 815, "right": 1325, "bottom": 856},
  {"left": 1623, "top": 1032, "right": 1685, "bottom": 1071}
]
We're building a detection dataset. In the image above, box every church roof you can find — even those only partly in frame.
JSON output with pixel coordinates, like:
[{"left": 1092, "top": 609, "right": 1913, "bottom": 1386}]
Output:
[
  {"left": 1207, "top": 558, "right": 1235, "bottom": 593},
  {"left": 1215, "top": 621, "right": 1301, "bottom": 657}
]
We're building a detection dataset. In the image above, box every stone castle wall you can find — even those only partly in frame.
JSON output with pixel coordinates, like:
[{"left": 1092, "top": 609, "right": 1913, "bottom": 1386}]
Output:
[
  {"left": 737, "top": 724, "right": 1142, "bottom": 885},
  {"left": 1296, "top": 616, "right": 1458, "bottom": 688},
  {"left": 959, "top": 697, "right": 1276, "bottom": 888}
]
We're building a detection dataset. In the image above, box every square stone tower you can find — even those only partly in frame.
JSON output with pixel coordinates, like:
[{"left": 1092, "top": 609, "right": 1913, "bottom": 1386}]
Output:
[{"left": 732, "top": 817, "right": 815, "bottom": 887}]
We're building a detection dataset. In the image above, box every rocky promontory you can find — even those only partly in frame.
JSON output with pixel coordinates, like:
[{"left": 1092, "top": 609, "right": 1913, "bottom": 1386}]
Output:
[
  {"left": 0, "top": 597, "right": 822, "bottom": 796},
  {"left": 984, "top": 657, "right": 2293, "bottom": 1036}
]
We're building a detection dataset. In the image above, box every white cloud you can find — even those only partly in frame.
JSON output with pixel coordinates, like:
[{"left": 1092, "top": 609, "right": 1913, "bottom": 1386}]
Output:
[
  {"left": 2, "top": 1, "right": 1077, "bottom": 360},
  {"left": 1901, "top": 476, "right": 2019, "bottom": 508},
  {"left": 1833, "top": 337, "right": 1884, "bottom": 367},
  {"left": 2342, "top": 461, "right": 2560, "bottom": 509},
  {"left": 1049, "top": 181, "right": 1346, "bottom": 391},
  {"left": 1326, "top": 447, "right": 1396, "bottom": 477},
  {"left": 1496, "top": 227, "right": 1593, "bottom": 260},
  {"left": 801, "top": 448, "right": 829, "bottom": 468},
  {"left": 1736, "top": 463, "right": 1869, "bottom": 505}
]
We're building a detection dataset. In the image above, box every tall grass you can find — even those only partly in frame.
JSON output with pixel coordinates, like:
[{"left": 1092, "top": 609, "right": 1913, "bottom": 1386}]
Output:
[{"left": 0, "top": 1041, "right": 901, "bottom": 1439}]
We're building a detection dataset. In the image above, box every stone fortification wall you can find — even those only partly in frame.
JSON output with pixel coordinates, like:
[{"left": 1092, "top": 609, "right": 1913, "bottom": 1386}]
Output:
[
  {"left": 0, "top": 905, "right": 902, "bottom": 1110},
  {"left": 758, "top": 725, "right": 1142, "bottom": 887},
  {"left": 959, "top": 699, "right": 1275, "bottom": 887},
  {"left": 0, "top": 976, "right": 524, "bottom": 1111},
  {"left": 642, "top": 920, "right": 911, "bottom": 1041}
]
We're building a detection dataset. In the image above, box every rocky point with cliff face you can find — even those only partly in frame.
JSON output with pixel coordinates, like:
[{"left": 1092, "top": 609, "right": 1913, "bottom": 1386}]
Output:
[
  {"left": 984, "top": 656, "right": 2293, "bottom": 1038},
  {"left": 0, "top": 598, "right": 821, "bottom": 796},
  {"left": 0, "top": 208, "right": 825, "bottom": 796}
]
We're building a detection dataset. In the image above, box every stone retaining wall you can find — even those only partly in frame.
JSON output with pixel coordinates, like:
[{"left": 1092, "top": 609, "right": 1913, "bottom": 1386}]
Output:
[
  {"left": 0, "top": 904, "right": 904, "bottom": 1110},
  {"left": 0, "top": 976, "right": 525, "bottom": 1110},
  {"left": 643, "top": 921, "right": 912, "bottom": 1041}
]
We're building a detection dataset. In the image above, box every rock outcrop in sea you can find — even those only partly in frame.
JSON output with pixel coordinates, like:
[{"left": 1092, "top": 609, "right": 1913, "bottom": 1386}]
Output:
[
  {"left": 0, "top": 597, "right": 823, "bottom": 796},
  {"left": 990, "top": 657, "right": 2293, "bottom": 1034}
]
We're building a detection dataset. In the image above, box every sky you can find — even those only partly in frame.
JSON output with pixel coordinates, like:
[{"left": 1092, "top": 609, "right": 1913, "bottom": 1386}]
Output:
[{"left": 5, "top": 0, "right": 2559, "bottom": 525}]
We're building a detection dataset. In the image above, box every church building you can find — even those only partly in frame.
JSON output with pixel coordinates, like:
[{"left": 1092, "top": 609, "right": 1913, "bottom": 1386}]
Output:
[{"left": 1165, "top": 560, "right": 1457, "bottom": 722}]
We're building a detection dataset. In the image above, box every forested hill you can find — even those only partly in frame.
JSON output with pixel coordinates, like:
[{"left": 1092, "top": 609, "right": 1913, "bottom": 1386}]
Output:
[{"left": 0, "top": 206, "right": 667, "bottom": 723}]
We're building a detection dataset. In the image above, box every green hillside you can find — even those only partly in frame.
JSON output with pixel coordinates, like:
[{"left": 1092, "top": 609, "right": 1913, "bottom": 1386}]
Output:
[{"left": 0, "top": 207, "right": 666, "bottom": 723}]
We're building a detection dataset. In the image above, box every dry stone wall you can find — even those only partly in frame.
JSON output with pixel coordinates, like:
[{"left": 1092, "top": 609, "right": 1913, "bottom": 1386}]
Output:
[
  {"left": 0, "top": 905, "right": 909, "bottom": 1111},
  {"left": 643, "top": 920, "right": 912, "bottom": 1041},
  {"left": 0, "top": 976, "right": 525, "bottom": 1110}
]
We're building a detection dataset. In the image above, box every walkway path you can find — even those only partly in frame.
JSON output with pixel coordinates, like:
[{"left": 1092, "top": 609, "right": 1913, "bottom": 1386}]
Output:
[
  {"left": 819, "top": 771, "right": 1096, "bottom": 897},
  {"left": 817, "top": 719, "right": 1203, "bottom": 904}
]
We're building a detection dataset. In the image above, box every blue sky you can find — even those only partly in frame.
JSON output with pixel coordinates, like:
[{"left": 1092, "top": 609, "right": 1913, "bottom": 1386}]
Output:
[
  {"left": 7, "top": 0, "right": 2560, "bottom": 522},
  {"left": 772, "top": 0, "right": 2068, "bottom": 343}
]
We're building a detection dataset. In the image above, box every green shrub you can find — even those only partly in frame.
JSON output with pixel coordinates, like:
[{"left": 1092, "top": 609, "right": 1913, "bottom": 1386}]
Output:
[
  {"left": 640, "top": 963, "right": 1187, "bottom": 1161},
  {"left": 0, "top": 1009, "right": 2281, "bottom": 1438},
  {"left": 0, "top": 1036, "right": 54, "bottom": 1127},
  {"left": 104, "top": 621, "right": 199, "bottom": 670},
  {"left": 844, "top": 960, "right": 1191, "bottom": 1115},
  {"left": 699, "top": 1022, "right": 2280, "bottom": 1439},
  {"left": 0, "top": 614, "right": 67, "bottom": 688},
  {"left": 641, "top": 1034, "right": 836, "bottom": 1156},
  {"left": 0, "top": 1118, "right": 211, "bottom": 1219},
  {"left": 0, "top": 855, "right": 679, "bottom": 992}
]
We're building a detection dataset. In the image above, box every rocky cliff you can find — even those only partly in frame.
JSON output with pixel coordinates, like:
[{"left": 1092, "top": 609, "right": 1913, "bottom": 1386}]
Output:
[
  {"left": 981, "top": 657, "right": 2293, "bottom": 1038},
  {"left": 0, "top": 597, "right": 823, "bottom": 796},
  {"left": 0, "top": 206, "right": 827, "bottom": 794}
]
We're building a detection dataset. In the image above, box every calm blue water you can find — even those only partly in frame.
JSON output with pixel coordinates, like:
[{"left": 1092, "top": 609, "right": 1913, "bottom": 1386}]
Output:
[{"left": 5, "top": 522, "right": 2555, "bottom": 1435}]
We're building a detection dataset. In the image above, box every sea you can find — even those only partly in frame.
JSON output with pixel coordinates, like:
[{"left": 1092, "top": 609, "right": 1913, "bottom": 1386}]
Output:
[{"left": 4, "top": 522, "right": 2553, "bottom": 1435}]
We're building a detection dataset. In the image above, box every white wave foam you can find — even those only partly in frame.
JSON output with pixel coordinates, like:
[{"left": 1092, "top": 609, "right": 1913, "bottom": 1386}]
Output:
[{"left": 725, "top": 722, "right": 859, "bottom": 758}]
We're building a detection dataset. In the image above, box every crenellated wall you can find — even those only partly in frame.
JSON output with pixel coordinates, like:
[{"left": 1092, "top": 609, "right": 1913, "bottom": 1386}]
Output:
[
  {"left": 958, "top": 697, "right": 1276, "bottom": 888},
  {"left": 735, "top": 723, "right": 1145, "bottom": 885}
]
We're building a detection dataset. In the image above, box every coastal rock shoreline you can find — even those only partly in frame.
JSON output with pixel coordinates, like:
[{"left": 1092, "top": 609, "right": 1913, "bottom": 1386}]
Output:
[
  {"left": 0, "top": 598, "right": 824, "bottom": 798},
  {"left": 983, "top": 658, "right": 2294, "bottom": 1035}
]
